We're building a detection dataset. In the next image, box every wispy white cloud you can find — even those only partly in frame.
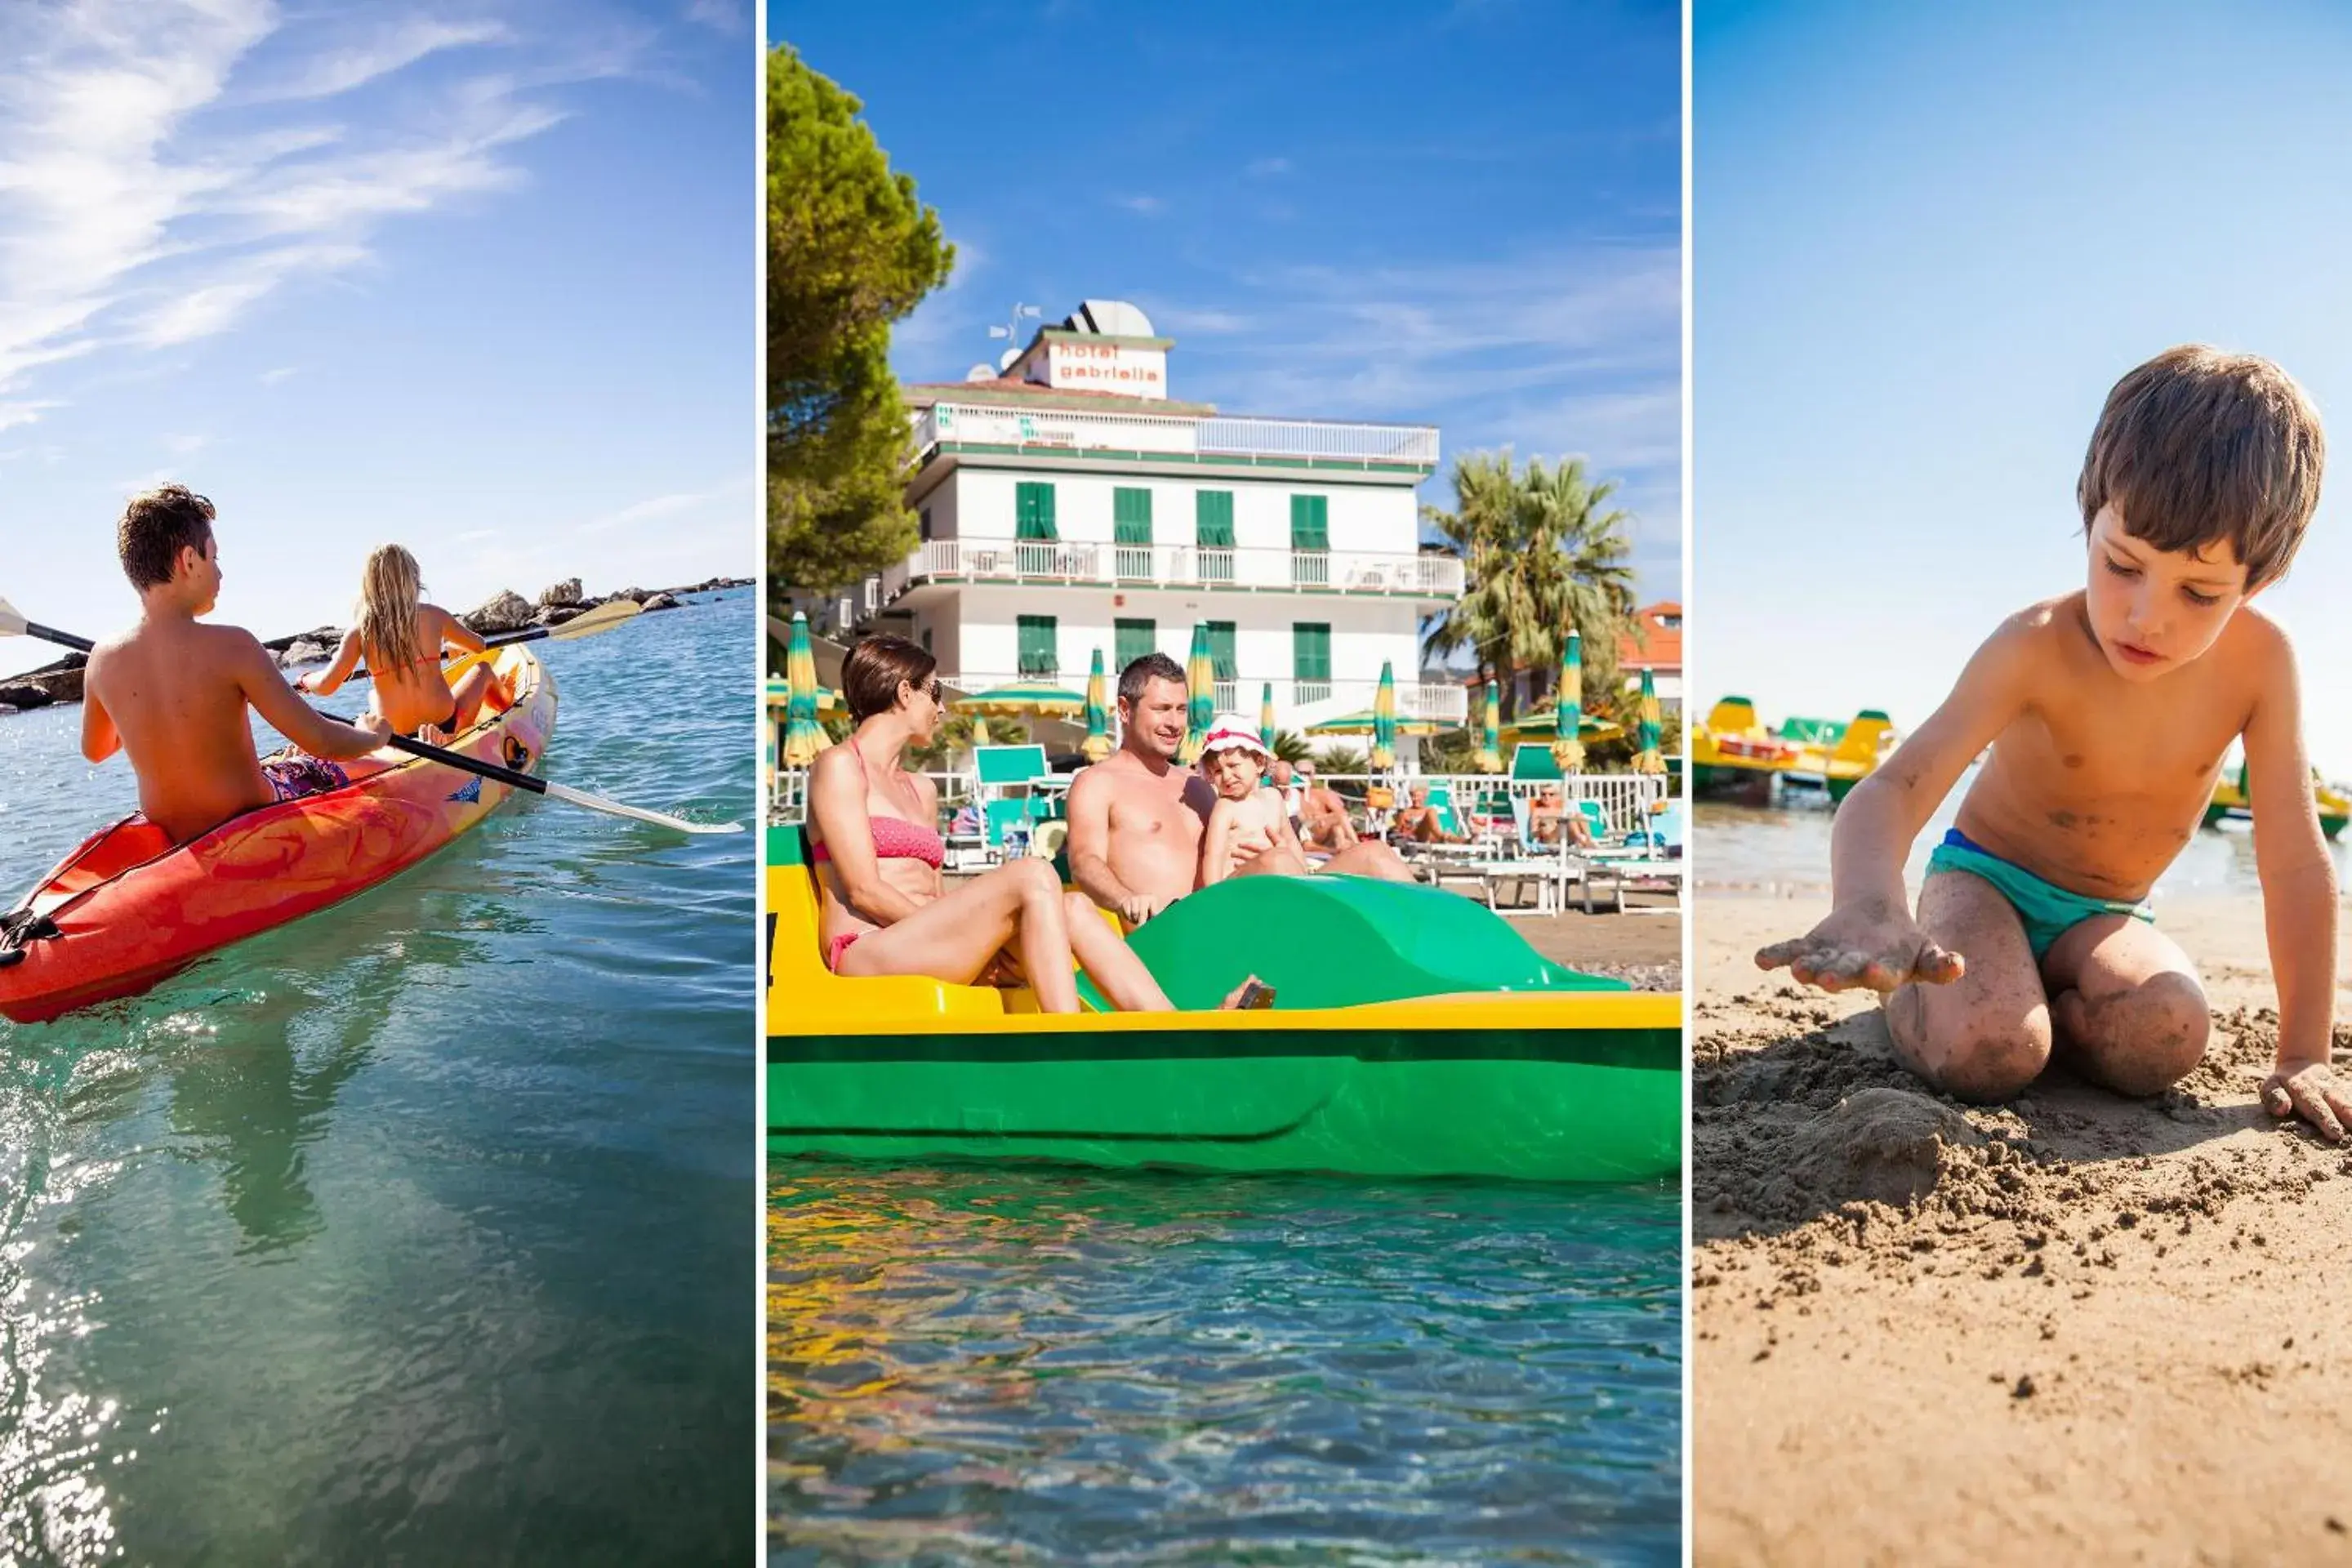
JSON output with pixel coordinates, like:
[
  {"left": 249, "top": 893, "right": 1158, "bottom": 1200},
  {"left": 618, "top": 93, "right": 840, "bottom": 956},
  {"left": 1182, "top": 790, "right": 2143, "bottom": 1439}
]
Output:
[
  {"left": 1245, "top": 156, "right": 1290, "bottom": 177},
  {"left": 241, "top": 17, "right": 510, "bottom": 103},
  {"left": 1113, "top": 194, "right": 1164, "bottom": 216},
  {"left": 682, "top": 0, "right": 749, "bottom": 35},
  {"left": 259, "top": 364, "right": 297, "bottom": 383},
  {"left": 0, "top": 2, "right": 618, "bottom": 427}
]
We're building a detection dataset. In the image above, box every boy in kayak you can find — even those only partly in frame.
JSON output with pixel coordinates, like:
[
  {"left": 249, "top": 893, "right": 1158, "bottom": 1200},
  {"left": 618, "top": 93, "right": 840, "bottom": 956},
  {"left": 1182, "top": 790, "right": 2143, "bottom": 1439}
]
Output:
[
  {"left": 296, "top": 544, "right": 507, "bottom": 742},
  {"left": 82, "top": 485, "right": 391, "bottom": 844},
  {"left": 1756, "top": 345, "right": 2350, "bottom": 1141}
]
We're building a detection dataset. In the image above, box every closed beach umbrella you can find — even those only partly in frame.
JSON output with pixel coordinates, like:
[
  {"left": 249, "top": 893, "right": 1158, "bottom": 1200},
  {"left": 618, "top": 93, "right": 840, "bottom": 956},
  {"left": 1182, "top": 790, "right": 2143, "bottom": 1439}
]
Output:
[
  {"left": 1181, "top": 623, "right": 1215, "bottom": 763},
  {"left": 1476, "top": 676, "right": 1503, "bottom": 773},
  {"left": 1634, "top": 666, "right": 1664, "bottom": 775},
  {"left": 1259, "top": 682, "right": 1277, "bottom": 751},
  {"left": 1306, "top": 709, "right": 1444, "bottom": 737},
  {"left": 1370, "top": 661, "right": 1397, "bottom": 773},
  {"left": 1552, "top": 626, "right": 1586, "bottom": 773},
  {"left": 781, "top": 612, "right": 831, "bottom": 768},
  {"left": 1081, "top": 648, "right": 1112, "bottom": 762}
]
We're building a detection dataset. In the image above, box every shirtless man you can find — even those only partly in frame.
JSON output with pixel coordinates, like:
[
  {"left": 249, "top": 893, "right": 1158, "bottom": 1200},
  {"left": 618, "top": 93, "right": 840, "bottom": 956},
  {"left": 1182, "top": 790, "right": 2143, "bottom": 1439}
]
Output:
[
  {"left": 1296, "top": 760, "right": 1360, "bottom": 854},
  {"left": 1066, "top": 654, "right": 1226, "bottom": 924},
  {"left": 82, "top": 486, "right": 390, "bottom": 844},
  {"left": 1068, "top": 656, "right": 1415, "bottom": 920}
]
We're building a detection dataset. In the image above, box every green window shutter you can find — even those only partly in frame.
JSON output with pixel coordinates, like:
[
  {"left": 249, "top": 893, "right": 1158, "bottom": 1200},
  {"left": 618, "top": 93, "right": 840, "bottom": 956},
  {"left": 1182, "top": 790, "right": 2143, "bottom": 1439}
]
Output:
[
  {"left": 1016, "top": 482, "right": 1058, "bottom": 541},
  {"left": 1292, "top": 623, "right": 1331, "bottom": 680},
  {"left": 1206, "top": 621, "right": 1237, "bottom": 681},
  {"left": 1017, "top": 615, "right": 1058, "bottom": 676},
  {"left": 1114, "top": 618, "right": 1156, "bottom": 670},
  {"left": 1289, "top": 494, "right": 1330, "bottom": 551},
  {"left": 1195, "top": 489, "right": 1235, "bottom": 548},
  {"left": 1113, "top": 488, "right": 1153, "bottom": 545}
]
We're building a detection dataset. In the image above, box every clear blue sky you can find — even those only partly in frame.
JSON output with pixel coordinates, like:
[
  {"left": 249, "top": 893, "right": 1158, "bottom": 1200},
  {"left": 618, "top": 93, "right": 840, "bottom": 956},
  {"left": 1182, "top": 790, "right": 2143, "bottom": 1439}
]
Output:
[
  {"left": 777, "top": 0, "right": 1683, "bottom": 609},
  {"left": 0, "top": 1, "right": 755, "bottom": 680},
  {"left": 1697, "top": 0, "right": 2352, "bottom": 773}
]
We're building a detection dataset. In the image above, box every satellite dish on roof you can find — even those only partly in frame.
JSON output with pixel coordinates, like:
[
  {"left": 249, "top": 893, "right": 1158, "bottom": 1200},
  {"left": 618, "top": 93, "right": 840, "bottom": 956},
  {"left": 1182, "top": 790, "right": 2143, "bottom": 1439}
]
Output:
[
  {"left": 965, "top": 364, "right": 996, "bottom": 381},
  {"left": 1072, "top": 300, "right": 1153, "bottom": 336},
  {"left": 997, "top": 347, "right": 1020, "bottom": 372}
]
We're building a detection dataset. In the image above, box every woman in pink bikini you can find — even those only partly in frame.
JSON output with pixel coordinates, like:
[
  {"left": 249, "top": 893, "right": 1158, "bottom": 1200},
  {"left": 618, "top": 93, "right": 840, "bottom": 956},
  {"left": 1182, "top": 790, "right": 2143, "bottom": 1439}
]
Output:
[{"left": 807, "top": 635, "right": 1258, "bottom": 1013}]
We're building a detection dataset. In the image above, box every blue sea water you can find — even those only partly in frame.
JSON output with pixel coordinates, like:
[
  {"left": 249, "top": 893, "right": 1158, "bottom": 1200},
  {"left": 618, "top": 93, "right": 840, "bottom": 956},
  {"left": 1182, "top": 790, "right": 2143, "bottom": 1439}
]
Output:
[
  {"left": 0, "top": 590, "right": 757, "bottom": 1565},
  {"left": 769, "top": 1165, "right": 1682, "bottom": 1566}
]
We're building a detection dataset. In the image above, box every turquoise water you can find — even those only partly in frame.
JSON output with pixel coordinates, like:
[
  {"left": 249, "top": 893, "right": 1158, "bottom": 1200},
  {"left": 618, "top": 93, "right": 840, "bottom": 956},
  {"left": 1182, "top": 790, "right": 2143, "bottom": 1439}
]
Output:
[
  {"left": 0, "top": 590, "right": 756, "bottom": 1564},
  {"left": 768, "top": 1166, "right": 1681, "bottom": 1566}
]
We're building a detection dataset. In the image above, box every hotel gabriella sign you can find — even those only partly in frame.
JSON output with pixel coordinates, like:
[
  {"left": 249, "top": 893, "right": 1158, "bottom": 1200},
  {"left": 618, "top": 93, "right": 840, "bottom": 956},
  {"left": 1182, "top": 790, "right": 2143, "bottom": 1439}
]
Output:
[{"left": 1045, "top": 339, "right": 1167, "bottom": 399}]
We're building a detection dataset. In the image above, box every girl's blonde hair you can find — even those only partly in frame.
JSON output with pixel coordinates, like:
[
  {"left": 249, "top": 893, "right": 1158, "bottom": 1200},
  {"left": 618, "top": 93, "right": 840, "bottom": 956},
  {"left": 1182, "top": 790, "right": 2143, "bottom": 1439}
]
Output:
[{"left": 356, "top": 545, "right": 425, "bottom": 675}]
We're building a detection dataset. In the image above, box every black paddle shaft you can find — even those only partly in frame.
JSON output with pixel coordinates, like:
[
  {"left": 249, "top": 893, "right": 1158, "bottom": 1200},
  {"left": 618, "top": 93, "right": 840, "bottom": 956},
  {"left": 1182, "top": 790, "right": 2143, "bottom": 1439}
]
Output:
[
  {"left": 26, "top": 621, "right": 91, "bottom": 654},
  {"left": 337, "top": 719, "right": 550, "bottom": 798}
]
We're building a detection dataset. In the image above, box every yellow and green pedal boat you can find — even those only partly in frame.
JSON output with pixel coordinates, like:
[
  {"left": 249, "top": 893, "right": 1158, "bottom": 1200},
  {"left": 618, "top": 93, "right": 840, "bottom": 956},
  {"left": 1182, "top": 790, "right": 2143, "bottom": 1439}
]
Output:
[{"left": 766, "top": 827, "right": 1682, "bottom": 1183}]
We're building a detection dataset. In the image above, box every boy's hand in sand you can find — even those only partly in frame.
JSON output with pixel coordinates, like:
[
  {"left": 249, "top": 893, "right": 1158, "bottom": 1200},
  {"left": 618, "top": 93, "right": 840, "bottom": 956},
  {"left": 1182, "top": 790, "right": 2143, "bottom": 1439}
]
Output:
[
  {"left": 1755, "top": 901, "right": 1967, "bottom": 994},
  {"left": 2262, "top": 1059, "right": 2350, "bottom": 1143}
]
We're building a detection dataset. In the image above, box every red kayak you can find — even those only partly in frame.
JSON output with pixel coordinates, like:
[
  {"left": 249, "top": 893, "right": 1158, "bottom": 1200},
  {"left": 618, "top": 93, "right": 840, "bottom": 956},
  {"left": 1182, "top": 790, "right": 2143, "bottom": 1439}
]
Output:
[{"left": 0, "top": 647, "right": 555, "bottom": 1024}]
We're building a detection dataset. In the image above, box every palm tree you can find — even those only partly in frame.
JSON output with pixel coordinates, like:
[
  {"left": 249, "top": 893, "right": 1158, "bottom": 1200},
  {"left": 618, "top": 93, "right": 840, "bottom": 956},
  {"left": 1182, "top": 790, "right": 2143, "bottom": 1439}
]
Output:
[
  {"left": 1268, "top": 728, "right": 1314, "bottom": 765},
  {"left": 1421, "top": 450, "right": 1637, "bottom": 723}
]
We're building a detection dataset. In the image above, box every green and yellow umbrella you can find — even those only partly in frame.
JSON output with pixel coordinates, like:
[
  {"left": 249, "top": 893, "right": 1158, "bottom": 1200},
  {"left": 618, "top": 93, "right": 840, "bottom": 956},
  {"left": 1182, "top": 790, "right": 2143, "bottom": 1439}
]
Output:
[
  {"left": 952, "top": 681, "right": 1086, "bottom": 719},
  {"left": 1553, "top": 626, "right": 1585, "bottom": 773},
  {"left": 1081, "top": 649, "right": 1113, "bottom": 762},
  {"left": 781, "top": 611, "right": 831, "bottom": 768},
  {"left": 1259, "top": 683, "right": 1277, "bottom": 751},
  {"left": 1633, "top": 666, "right": 1664, "bottom": 775},
  {"left": 1305, "top": 709, "right": 1445, "bottom": 737},
  {"left": 1370, "top": 661, "right": 1398, "bottom": 772},
  {"left": 1180, "top": 623, "right": 1215, "bottom": 764},
  {"left": 1475, "top": 676, "right": 1503, "bottom": 773}
]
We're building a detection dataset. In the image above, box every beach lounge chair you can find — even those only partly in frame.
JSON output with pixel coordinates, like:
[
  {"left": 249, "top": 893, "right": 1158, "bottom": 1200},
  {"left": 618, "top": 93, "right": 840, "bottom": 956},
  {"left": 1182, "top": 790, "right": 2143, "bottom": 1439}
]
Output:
[
  {"left": 1509, "top": 743, "right": 1563, "bottom": 783},
  {"left": 974, "top": 743, "right": 1054, "bottom": 858}
]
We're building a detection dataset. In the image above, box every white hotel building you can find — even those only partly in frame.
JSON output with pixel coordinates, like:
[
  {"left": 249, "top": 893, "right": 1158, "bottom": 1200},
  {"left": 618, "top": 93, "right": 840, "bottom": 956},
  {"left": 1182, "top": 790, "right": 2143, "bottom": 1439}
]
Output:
[{"left": 816, "top": 301, "right": 1468, "bottom": 738}]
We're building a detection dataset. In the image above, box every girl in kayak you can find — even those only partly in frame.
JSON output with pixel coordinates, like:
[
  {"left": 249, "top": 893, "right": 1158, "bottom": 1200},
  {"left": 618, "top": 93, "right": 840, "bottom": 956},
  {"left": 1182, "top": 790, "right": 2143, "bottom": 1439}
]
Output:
[
  {"left": 806, "top": 635, "right": 1260, "bottom": 1013},
  {"left": 298, "top": 546, "right": 508, "bottom": 742}
]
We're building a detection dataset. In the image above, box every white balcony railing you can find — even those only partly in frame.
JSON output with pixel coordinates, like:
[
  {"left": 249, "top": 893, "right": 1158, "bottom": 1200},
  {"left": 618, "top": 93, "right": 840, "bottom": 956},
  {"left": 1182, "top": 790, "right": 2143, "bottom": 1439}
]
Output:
[
  {"left": 915, "top": 400, "right": 1439, "bottom": 469},
  {"left": 935, "top": 672, "right": 1469, "bottom": 725},
  {"left": 881, "top": 538, "right": 1464, "bottom": 600}
]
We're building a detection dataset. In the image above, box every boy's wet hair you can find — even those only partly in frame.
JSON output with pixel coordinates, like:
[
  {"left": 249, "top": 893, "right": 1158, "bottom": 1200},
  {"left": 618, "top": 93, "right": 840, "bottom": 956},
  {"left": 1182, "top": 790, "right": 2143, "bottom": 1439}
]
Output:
[
  {"left": 117, "top": 484, "right": 216, "bottom": 590},
  {"left": 1117, "top": 653, "right": 1185, "bottom": 709},
  {"left": 840, "top": 634, "right": 936, "bottom": 723},
  {"left": 2078, "top": 345, "right": 2325, "bottom": 589}
]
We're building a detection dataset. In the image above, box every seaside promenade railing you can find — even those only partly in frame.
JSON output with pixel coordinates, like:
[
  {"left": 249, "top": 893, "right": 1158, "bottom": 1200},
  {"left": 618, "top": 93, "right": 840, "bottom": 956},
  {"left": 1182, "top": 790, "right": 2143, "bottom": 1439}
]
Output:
[
  {"left": 768, "top": 768, "right": 1668, "bottom": 840},
  {"left": 878, "top": 539, "right": 1464, "bottom": 602},
  {"left": 928, "top": 671, "right": 1470, "bottom": 727},
  {"left": 912, "top": 402, "right": 1441, "bottom": 469}
]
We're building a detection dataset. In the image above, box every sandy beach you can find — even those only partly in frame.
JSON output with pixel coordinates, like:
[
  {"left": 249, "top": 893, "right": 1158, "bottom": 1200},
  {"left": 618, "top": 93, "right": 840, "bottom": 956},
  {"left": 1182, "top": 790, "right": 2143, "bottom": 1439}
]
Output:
[{"left": 1695, "top": 893, "right": 2352, "bottom": 1566}]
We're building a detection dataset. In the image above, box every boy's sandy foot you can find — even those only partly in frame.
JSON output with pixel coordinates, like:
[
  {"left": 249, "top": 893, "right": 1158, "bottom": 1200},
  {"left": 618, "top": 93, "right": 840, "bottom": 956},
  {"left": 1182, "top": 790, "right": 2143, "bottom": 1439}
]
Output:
[
  {"left": 1219, "top": 974, "right": 1270, "bottom": 1009},
  {"left": 2262, "top": 1060, "right": 2352, "bottom": 1143}
]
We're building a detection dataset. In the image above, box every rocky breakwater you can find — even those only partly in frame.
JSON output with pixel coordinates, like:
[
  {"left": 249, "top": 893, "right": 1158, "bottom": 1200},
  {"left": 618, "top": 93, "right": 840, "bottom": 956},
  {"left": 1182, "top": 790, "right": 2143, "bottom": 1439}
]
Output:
[{"left": 0, "top": 574, "right": 753, "bottom": 711}]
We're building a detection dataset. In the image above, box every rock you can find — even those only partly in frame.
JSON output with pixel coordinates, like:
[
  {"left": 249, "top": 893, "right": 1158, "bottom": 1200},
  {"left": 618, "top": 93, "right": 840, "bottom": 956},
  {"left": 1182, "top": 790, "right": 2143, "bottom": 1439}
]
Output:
[
  {"left": 462, "top": 590, "right": 535, "bottom": 635},
  {"left": 537, "top": 577, "right": 583, "bottom": 608},
  {"left": 533, "top": 604, "right": 585, "bottom": 628},
  {"left": 278, "top": 639, "right": 332, "bottom": 668},
  {"left": 262, "top": 625, "right": 341, "bottom": 653},
  {"left": 0, "top": 683, "right": 56, "bottom": 710},
  {"left": 641, "top": 592, "right": 681, "bottom": 611},
  {"left": 612, "top": 586, "right": 649, "bottom": 605},
  {"left": 15, "top": 666, "right": 83, "bottom": 705}
]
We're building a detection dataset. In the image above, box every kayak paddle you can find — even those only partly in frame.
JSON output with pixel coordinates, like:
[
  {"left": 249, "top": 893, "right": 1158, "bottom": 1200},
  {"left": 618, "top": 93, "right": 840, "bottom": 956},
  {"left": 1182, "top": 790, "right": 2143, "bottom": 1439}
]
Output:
[
  {"left": 353, "top": 596, "right": 644, "bottom": 682},
  {"left": 2, "top": 599, "right": 740, "bottom": 835},
  {"left": 325, "top": 715, "right": 742, "bottom": 835},
  {"left": 0, "top": 595, "right": 93, "bottom": 653}
]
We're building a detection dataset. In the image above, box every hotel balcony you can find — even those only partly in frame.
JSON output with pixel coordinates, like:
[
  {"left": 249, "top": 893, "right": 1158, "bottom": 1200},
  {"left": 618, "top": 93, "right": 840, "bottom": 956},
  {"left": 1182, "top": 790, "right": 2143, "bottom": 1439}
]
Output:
[
  {"left": 913, "top": 399, "right": 1440, "bottom": 474},
  {"left": 877, "top": 537, "right": 1465, "bottom": 605},
  {"left": 936, "top": 672, "right": 1470, "bottom": 728}
]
